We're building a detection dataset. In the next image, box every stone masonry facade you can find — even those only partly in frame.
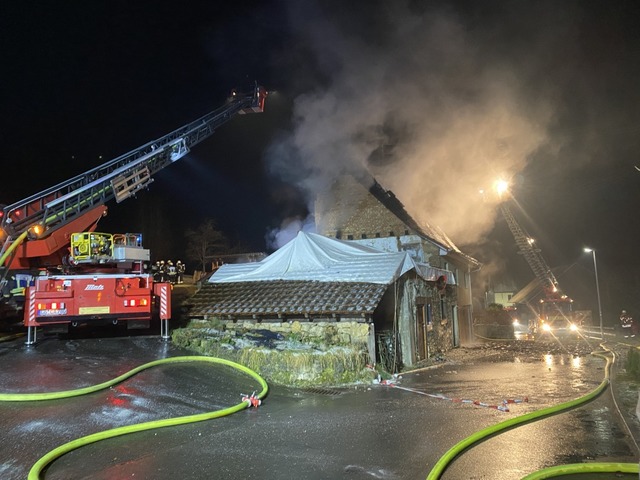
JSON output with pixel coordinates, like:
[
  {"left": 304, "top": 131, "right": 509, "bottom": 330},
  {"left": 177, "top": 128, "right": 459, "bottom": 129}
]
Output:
[
  {"left": 221, "top": 319, "right": 371, "bottom": 346},
  {"left": 315, "top": 176, "right": 409, "bottom": 241},
  {"left": 315, "top": 176, "right": 447, "bottom": 269}
]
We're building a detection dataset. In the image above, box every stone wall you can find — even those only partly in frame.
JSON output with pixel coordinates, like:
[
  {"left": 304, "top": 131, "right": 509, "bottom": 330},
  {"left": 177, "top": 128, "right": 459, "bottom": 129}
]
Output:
[
  {"left": 221, "top": 319, "right": 372, "bottom": 346},
  {"left": 172, "top": 322, "right": 374, "bottom": 387},
  {"left": 315, "top": 176, "right": 409, "bottom": 240}
]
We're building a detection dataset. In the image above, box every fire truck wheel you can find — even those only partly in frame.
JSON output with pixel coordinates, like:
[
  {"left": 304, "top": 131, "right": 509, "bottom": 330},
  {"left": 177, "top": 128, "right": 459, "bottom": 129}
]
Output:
[{"left": 112, "top": 319, "right": 119, "bottom": 325}]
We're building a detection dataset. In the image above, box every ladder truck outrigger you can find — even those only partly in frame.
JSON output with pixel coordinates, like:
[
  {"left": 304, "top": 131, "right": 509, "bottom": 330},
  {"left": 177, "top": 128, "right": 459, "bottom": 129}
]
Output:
[{"left": 0, "top": 83, "right": 267, "bottom": 344}]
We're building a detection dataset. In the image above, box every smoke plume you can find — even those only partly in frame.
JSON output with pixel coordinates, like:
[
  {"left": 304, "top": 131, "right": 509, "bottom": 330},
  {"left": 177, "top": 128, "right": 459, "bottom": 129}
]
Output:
[{"left": 265, "top": 1, "right": 578, "bottom": 248}]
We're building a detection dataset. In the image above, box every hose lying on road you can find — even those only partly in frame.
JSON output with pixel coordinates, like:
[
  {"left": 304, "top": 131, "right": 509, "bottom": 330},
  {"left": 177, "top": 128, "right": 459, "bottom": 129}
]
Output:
[
  {"left": 0, "top": 333, "right": 26, "bottom": 343},
  {"left": 426, "top": 347, "right": 639, "bottom": 480},
  {"left": 0, "top": 355, "right": 268, "bottom": 480},
  {"left": 520, "top": 461, "right": 638, "bottom": 479}
]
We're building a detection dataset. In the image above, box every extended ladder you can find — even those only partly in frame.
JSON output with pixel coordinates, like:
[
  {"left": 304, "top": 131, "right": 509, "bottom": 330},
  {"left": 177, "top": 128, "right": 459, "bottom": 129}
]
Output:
[
  {"left": 0, "top": 85, "right": 265, "bottom": 262},
  {"left": 500, "top": 204, "right": 559, "bottom": 295}
]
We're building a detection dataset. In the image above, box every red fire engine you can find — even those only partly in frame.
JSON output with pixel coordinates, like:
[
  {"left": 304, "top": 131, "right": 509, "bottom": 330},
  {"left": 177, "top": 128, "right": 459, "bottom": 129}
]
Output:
[{"left": 0, "top": 83, "right": 267, "bottom": 344}]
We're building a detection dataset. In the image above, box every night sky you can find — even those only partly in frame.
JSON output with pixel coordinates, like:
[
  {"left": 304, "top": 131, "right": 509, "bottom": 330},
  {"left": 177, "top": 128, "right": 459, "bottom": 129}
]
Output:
[{"left": 2, "top": 1, "right": 640, "bottom": 323}]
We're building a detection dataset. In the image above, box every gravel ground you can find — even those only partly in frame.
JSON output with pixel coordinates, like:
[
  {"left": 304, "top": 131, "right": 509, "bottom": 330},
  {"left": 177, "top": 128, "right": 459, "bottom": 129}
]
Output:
[{"left": 416, "top": 338, "right": 597, "bottom": 369}]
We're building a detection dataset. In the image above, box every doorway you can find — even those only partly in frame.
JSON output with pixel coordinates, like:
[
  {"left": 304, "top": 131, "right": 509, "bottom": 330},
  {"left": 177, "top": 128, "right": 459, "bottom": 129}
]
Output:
[{"left": 416, "top": 299, "right": 432, "bottom": 361}]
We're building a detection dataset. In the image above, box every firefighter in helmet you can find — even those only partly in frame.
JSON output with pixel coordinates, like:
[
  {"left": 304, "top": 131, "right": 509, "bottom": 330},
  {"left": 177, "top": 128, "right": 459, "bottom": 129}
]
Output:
[
  {"left": 176, "top": 260, "right": 185, "bottom": 284},
  {"left": 167, "top": 260, "right": 177, "bottom": 285},
  {"left": 620, "top": 309, "right": 636, "bottom": 338},
  {"left": 159, "top": 260, "right": 166, "bottom": 283},
  {"left": 151, "top": 261, "right": 160, "bottom": 282}
]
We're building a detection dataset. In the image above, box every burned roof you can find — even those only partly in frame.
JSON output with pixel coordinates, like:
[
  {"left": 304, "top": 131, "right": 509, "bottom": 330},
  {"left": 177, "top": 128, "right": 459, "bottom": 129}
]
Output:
[
  {"left": 366, "top": 178, "right": 449, "bottom": 250},
  {"left": 188, "top": 280, "right": 387, "bottom": 320},
  {"left": 364, "top": 176, "right": 481, "bottom": 268}
]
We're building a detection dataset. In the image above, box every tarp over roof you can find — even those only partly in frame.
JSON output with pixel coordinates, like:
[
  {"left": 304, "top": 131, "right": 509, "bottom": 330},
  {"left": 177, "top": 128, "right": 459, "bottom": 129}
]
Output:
[{"left": 209, "top": 231, "right": 418, "bottom": 285}]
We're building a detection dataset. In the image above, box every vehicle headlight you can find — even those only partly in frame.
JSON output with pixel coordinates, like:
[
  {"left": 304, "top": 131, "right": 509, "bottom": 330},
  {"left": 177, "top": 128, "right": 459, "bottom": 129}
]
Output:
[
  {"left": 542, "top": 323, "right": 552, "bottom": 332},
  {"left": 569, "top": 324, "right": 578, "bottom": 331}
]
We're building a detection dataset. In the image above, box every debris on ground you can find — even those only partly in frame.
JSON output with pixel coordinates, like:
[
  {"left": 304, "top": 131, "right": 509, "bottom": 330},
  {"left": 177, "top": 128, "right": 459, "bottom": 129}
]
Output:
[{"left": 413, "top": 339, "right": 597, "bottom": 370}]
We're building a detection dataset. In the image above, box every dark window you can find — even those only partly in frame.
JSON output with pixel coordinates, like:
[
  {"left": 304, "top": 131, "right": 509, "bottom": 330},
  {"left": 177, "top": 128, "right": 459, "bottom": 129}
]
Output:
[
  {"left": 375, "top": 232, "right": 380, "bottom": 238},
  {"left": 347, "top": 235, "right": 354, "bottom": 240},
  {"left": 405, "top": 229, "right": 409, "bottom": 235},
  {"left": 361, "top": 234, "right": 367, "bottom": 239},
  {"left": 440, "top": 297, "right": 446, "bottom": 319},
  {"left": 389, "top": 231, "right": 394, "bottom": 237}
]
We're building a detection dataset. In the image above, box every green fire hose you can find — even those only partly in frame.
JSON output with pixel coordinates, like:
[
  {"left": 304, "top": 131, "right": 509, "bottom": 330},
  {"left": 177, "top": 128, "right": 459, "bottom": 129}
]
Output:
[
  {"left": 426, "top": 348, "right": 639, "bottom": 479},
  {"left": 0, "top": 355, "right": 268, "bottom": 480},
  {"left": 2, "top": 347, "right": 636, "bottom": 479}
]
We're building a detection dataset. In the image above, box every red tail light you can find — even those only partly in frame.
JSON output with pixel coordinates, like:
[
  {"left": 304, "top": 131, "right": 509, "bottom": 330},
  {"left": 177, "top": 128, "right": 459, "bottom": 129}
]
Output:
[{"left": 124, "top": 298, "right": 148, "bottom": 307}]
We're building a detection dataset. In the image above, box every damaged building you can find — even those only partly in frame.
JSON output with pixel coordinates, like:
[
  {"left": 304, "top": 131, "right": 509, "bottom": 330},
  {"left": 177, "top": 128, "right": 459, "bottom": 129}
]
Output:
[
  {"left": 186, "top": 175, "right": 480, "bottom": 370},
  {"left": 315, "top": 174, "right": 481, "bottom": 343}
]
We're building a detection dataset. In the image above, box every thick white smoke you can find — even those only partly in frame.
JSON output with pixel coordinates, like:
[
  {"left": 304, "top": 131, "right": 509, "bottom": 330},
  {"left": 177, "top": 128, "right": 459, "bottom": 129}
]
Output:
[
  {"left": 266, "top": 1, "right": 559, "bottom": 247},
  {"left": 265, "top": 215, "right": 316, "bottom": 250}
]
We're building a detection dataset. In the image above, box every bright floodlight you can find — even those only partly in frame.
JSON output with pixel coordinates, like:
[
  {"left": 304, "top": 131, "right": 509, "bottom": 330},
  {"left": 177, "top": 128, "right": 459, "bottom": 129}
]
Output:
[
  {"left": 584, "top": 247, "right": 593, "bottom": 253},
  {"left": 494, "top": 179, "right": 510, "bottom": 197}
]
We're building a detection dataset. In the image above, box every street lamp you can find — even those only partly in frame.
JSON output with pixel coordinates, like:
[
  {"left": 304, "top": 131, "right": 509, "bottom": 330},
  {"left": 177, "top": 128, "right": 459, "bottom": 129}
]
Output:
[{"left": 584, "top": 247, "right": 604, "bottom": 339}]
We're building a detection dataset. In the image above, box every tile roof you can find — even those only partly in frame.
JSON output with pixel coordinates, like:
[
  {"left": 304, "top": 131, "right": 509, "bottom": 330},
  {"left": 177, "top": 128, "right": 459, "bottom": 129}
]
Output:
[{"left": 187, "top": 280, "right": 387, "bottom": 319}]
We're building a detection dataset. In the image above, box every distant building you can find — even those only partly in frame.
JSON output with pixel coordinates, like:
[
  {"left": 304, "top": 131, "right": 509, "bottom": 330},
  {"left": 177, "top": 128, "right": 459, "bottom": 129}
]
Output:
[
  {"left": 208, "top": 252, "right": 266, "bottom": 273},
  {"left": 486, "top": 280, "right": 519, "bottom": 310}
]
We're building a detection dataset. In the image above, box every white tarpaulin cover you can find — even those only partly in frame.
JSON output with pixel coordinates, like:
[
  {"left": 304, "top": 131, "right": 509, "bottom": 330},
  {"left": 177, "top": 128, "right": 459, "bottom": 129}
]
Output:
[{"left": 209, "top": 231, "right": 421, "bottom": 285}]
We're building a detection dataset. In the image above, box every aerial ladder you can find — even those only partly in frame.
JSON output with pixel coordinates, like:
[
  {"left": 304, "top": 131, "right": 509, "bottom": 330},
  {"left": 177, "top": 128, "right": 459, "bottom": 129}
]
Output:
[
  {"left": 499, "top": 202, "right": 576, "bottom": 333},
  {"left": 500, "top": 204, "right": 560, "bottom": 298},
  {"left": 0, "top": 83, "right": 267, "bottom": 341}
]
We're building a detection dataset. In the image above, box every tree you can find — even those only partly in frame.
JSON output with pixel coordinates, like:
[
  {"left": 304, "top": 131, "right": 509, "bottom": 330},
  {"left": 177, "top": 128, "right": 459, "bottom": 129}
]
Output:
[{"left": 185, "top": 219, "right": 229, "bottom": 272}]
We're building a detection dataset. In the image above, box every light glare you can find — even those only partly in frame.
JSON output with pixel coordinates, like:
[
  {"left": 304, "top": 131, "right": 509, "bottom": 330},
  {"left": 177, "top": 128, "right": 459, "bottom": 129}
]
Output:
[{"left": 494, "top": 179, "right": 510, "bottom": 197}]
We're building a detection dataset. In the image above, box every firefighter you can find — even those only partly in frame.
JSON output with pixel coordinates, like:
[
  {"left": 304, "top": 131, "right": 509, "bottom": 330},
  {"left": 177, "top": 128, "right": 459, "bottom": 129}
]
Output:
[
  {"left": 1, "top": 276, "right": 16, "bottom": 299},
  {"left": 159, "top": 260, "right": 166, "bottom": 283},
  {"left": 176, "top": 260, "right": 185, "bottom": 284},
  {"left": 166, "top": 260, "right": 177, "bottom": 285},
  {"left": 620, "top": 310, "right": 635, "bottom": 338},
  {"left": 151, "top": 260, "right": 159, "bottom": 282}
]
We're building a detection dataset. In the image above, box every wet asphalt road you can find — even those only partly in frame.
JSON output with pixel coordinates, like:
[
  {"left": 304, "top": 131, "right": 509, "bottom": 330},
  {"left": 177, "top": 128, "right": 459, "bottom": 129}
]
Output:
[{"left": 0, "top": 331, "right": 638, "bottom": 480}]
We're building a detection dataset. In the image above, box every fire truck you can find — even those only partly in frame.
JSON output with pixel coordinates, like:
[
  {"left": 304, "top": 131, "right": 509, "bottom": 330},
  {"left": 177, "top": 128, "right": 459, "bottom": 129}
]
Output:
[
  {"left": 499, "top": 202, "right": 581, "bottom": 337},
  {"left": 0, "top": 83, "right": 267, "bottom": 344}
]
